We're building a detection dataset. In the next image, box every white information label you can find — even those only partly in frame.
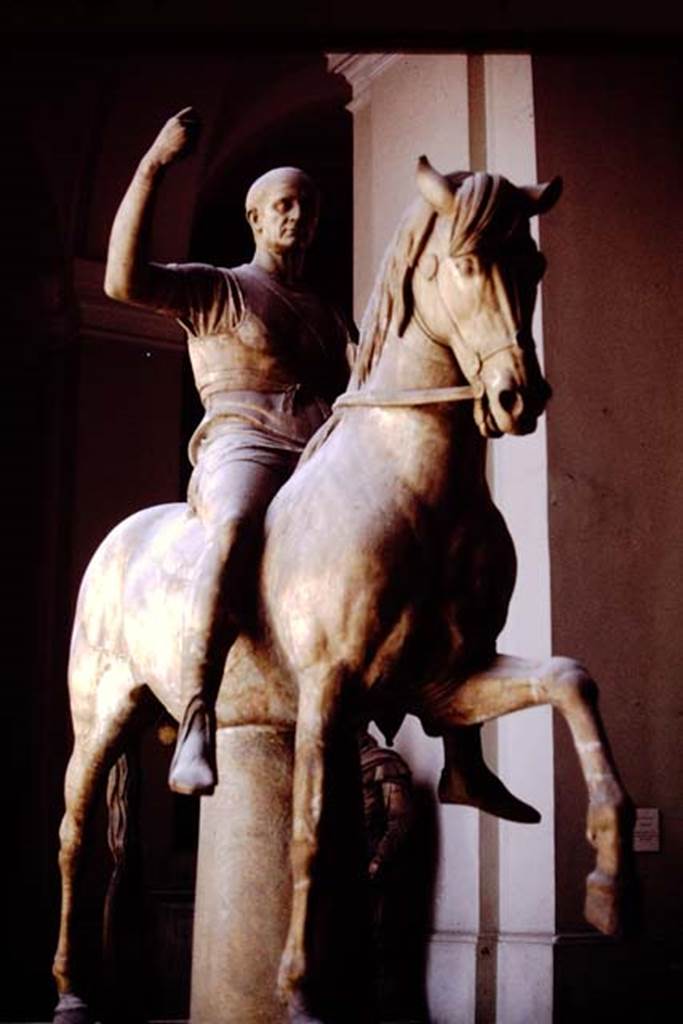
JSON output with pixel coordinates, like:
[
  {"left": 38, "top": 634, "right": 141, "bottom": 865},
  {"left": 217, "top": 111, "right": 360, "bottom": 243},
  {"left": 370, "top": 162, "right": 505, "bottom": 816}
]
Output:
[{"left": 634, "top": 807, "right": 660, "bottom": 852}]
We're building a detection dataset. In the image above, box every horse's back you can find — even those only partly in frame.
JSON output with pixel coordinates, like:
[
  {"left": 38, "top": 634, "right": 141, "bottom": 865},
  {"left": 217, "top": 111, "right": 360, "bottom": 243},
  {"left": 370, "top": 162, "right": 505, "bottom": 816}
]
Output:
[
  {"left": 70, "top": 504, "right": 198, "bottom": 716},
  {"left": 72, "top": 502, "right": 298, "bottom": 727}
]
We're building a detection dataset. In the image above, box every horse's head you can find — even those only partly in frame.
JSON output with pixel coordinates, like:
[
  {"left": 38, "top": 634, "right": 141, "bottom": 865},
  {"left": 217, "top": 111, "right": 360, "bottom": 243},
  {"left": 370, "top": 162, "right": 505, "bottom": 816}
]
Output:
[{"left": 411, "top": 158, "right": 561, "bottom": 437}]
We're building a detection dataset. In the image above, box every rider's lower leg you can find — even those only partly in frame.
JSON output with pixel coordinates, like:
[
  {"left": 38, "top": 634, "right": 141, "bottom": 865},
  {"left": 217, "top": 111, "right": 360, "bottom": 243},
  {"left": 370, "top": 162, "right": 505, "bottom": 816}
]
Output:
[
  {"left": 439, "top": 724, "right": 541, "bottom": 823},
  {"left": 169, "top": 517, "right": 256, "bottom": 796}
]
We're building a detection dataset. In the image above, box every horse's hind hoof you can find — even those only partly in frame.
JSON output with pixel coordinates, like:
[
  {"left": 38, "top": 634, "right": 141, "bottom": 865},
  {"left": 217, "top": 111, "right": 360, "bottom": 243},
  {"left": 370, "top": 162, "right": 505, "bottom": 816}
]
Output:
[
  {"left": 53, "top": 992, "right": 92, "bottom": 1024},
  {"left": 585, "top": 868, "right": 620, "bottom": 936}
]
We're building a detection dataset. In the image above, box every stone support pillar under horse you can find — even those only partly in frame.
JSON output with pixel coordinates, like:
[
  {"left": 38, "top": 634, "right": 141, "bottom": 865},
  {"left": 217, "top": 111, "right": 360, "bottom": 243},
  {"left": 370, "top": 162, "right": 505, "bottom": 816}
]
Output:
[
  {"left": 191, "top": 725, "right": 295, "bottom": 1024},
  {"left": 192, "top": 723, "right": 372, "bottom": 1024}
]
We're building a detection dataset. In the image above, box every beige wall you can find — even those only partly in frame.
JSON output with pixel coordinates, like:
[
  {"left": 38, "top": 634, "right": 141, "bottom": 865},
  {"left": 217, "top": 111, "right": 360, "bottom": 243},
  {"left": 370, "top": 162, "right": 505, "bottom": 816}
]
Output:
[{"left": 534, "top": 54, "right": 682, "bottom": 1019}]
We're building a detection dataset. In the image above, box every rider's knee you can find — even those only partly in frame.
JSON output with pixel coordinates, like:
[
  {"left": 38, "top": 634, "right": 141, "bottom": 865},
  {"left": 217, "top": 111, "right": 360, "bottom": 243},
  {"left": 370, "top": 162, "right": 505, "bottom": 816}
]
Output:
[{"left": 205, "top": 513, "right": 255, "bottom": 555}]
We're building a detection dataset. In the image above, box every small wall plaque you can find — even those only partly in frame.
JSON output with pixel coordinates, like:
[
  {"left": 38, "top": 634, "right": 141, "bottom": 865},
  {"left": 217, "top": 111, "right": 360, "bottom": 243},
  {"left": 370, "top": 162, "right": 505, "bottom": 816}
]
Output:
[{"left": 633, "top": 807, "right": 660, "bottom": 852}]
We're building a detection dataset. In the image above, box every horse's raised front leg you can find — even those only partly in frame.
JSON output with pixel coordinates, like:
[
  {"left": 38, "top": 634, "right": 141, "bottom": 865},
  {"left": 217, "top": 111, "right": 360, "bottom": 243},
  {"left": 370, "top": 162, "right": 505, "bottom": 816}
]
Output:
[
  {"left": 277, "top": 666, "right": 344, "bottom": 1009},
  {"left": 418, "top": 654, "right": 633, "bottom": 936}
]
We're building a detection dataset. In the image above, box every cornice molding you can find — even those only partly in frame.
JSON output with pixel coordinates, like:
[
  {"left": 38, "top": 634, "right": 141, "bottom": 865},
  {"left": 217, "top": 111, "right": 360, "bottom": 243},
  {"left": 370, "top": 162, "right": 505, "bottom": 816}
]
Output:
[{"left": 325, "top": 53, "right": 403, "bottom": 112}]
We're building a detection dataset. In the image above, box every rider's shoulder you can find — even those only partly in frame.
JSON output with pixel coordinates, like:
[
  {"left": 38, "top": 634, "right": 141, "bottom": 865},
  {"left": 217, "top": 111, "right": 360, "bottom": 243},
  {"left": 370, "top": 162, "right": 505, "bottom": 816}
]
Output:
[{"left": 163, "top": 261, "right": 221, "bottom": 276}]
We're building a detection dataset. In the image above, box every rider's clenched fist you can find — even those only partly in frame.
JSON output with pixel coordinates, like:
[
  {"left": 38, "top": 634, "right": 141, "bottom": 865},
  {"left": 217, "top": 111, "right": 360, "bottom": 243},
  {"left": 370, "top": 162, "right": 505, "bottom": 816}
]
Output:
[{"left": 146, "top": 107, "right": 200, "bottom": 167}]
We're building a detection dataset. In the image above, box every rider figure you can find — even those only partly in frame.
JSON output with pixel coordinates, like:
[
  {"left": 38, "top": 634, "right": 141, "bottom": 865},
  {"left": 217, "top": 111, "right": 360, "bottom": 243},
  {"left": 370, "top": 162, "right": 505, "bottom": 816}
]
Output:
[{"left": 104, "top": 108, "right": 353, "bottom": 795}]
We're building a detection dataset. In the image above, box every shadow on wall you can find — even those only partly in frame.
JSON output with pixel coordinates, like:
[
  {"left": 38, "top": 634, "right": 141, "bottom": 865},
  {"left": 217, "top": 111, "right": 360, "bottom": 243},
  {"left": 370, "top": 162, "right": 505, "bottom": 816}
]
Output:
[{"left": 381, "top": 782, "right": 440, "bottom": 1024}]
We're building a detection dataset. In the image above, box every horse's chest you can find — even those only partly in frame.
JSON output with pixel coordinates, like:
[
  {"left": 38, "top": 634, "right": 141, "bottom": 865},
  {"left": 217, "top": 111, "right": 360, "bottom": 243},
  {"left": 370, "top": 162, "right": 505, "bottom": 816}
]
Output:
[{"left": 360, "top": 501, "right": 516, "bottom": 688}]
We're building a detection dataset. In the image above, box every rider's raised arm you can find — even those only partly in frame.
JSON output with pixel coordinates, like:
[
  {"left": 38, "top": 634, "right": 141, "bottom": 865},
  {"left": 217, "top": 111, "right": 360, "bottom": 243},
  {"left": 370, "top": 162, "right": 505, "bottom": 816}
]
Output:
[{"left": 103, "top": 107, "right": 200, "bottom": 316}]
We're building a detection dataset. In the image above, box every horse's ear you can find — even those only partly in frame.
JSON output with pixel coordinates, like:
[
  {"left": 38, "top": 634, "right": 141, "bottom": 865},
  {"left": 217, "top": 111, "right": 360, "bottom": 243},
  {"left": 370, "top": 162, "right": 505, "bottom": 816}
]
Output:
[
  {"left": 522, "top": 176, "right": 563, "bottom": 215},
  {"left": 416, "top": 155, "right": 455, "bottom": 213}
]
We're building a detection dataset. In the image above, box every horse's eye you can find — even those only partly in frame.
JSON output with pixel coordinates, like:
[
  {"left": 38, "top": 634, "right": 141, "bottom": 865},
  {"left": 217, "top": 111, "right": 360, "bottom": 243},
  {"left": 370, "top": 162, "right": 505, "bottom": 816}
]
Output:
[{"left": 455, "top": 256, "right": 478, "bottom": 278}]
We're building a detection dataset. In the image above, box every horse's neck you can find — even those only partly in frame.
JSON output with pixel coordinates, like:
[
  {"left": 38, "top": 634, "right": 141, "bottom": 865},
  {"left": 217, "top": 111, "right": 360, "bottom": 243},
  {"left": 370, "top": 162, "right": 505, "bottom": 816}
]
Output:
[
  {"left": 368, "top": 320, "right": 460, "bottom": 391},
  {"left": 359, "top": 322, "right": 488, "bottom": 503}
]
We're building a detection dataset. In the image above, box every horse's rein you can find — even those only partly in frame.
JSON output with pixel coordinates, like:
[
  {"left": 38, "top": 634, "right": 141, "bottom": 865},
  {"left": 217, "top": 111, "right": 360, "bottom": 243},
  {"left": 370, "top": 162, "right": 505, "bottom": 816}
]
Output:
[{"left": 333, "top": 382, "right": 480, "bottom": 410}]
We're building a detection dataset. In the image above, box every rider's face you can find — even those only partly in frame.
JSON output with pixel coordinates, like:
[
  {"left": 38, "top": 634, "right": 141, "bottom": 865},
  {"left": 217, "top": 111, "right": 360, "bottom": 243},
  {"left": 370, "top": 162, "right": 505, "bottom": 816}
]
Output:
[{"left": 251, "top": 180, "right": 318, "bottom": 254}]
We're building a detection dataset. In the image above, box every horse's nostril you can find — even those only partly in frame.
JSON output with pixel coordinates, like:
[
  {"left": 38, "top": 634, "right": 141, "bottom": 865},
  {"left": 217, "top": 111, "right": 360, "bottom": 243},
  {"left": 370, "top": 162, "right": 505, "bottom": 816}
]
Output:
[{"left": 498, "top": 389, "right": 520, "bottom": 414}]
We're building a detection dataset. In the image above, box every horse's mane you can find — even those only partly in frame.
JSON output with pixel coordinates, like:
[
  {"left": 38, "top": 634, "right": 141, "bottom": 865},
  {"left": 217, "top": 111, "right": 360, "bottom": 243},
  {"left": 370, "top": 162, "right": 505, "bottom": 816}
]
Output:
[
  {"left": 297, "top": 170, "right": 523, "bottom": 468},
  {"left": 348, "top": 196, "right": 439, "bottom": 391}
]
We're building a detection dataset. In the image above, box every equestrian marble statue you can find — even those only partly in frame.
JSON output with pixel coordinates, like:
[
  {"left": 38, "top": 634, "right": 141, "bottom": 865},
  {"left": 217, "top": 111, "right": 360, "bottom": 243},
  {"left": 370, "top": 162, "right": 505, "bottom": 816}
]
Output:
[{"left": 52, "top": 111, "right": 633, "bottom": 1023}]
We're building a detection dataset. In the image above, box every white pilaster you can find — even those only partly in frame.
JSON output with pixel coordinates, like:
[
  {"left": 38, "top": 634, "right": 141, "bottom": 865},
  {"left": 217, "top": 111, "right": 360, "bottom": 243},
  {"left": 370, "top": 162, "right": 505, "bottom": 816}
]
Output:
[{"left": 481, "top": 54, "right": 556, "bottom": 1024}]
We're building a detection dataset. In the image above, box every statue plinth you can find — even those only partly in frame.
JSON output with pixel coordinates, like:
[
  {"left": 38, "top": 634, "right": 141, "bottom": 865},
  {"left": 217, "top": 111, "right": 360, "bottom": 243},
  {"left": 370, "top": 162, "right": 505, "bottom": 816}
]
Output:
[{"left": 191, "top": 725, "right": 294, "bottom": 1024}]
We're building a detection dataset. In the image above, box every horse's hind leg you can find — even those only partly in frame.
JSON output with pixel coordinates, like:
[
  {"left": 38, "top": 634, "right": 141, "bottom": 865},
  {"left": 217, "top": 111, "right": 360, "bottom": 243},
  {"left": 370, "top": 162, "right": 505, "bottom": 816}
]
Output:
[
  {"left": 418, "top": 654, "right": 633, "bottom": 935},
  {"left": 52, "top": 655, "right": 155, "bottom": 1023},
  {"left": 102, "top": 743, "right": 146, "bottom": 1024}
]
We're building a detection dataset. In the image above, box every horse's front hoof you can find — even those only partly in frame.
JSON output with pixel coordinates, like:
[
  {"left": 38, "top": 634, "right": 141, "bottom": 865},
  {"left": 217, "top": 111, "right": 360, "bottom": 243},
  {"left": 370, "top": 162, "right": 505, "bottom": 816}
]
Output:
[
  {"left": 286, "top": 987, "right": 324, "bottom": 1024},
  {"left": 53, "top": 992, "right": 92, "bottom": 1024},
  {"left": 277, "top": 947, "right": 306, "bottom": 1005},
  {"left": 585, "top": 868, "right": 620, "bottom": 935}
]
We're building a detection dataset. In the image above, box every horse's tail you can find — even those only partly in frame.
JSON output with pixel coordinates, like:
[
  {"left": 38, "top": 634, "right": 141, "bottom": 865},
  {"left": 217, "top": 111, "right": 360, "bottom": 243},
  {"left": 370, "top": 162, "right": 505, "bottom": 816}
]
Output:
[{"left": 102, "top": 748, "right": 144, "bottom": 1017}]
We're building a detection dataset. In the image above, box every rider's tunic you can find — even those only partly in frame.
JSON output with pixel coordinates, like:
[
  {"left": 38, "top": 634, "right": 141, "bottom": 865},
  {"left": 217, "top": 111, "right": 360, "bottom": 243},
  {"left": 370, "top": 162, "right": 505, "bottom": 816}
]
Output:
[{"left": 153, "top": 261, "right": 352, "bottom": 524}]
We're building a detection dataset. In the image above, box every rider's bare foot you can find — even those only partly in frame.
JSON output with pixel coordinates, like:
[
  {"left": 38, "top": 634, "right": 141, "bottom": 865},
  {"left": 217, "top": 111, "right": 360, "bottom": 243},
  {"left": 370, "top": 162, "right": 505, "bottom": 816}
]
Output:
[
  {"left": 169, "top": 696, "right": 217, "bottom": 796},
  {"left": 439, "top": 726, "right": 541, "bottom": 823},
  {"left": 438, "top": 762, "right": 541, "bottom": 822}
]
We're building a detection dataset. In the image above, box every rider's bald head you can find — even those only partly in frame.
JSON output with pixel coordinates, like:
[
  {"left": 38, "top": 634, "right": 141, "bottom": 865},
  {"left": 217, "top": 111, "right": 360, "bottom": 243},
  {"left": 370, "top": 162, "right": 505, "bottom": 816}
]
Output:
[{"left": 245, "top": 167, "right": 319, "bottom": 219}]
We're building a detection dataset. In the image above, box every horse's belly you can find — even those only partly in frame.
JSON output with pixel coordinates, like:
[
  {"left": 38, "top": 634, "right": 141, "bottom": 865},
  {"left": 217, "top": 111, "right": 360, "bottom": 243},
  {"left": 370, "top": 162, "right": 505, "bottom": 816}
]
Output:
[
  {"left": 214, "top": 636, "right": 298, "bottom": 729},
  {"left": 441, "top": 501, "right": 517, "bottom": 657}
]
